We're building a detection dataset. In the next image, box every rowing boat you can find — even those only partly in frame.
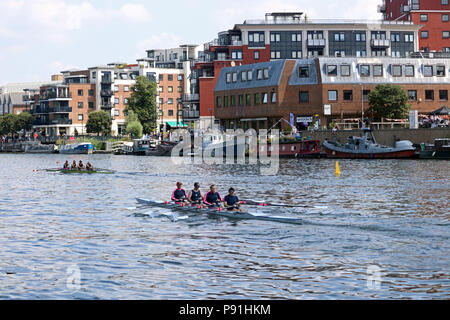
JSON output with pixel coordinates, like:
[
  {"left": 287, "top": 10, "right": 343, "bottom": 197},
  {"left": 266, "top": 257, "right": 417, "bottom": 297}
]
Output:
[
  {"left": 136, "top": 198, "right": 303, "bottom": 225},
  {"left": 45, "top": 168, "right": 116, "bottom": 174}
]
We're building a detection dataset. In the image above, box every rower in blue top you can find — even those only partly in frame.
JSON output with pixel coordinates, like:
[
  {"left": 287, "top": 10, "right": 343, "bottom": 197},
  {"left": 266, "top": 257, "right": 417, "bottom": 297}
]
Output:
[
  {"left": 224, "top": 188, "right": 242, "bottom": 212},
  {"left": 188, "top": 182, "right": 203, "bottom": 204},
  {"left": 171, "top": 182, "right": 188, "bottom": 203},
  {"left": 203, "top": 185, "right": 223, "bottom": 207}
]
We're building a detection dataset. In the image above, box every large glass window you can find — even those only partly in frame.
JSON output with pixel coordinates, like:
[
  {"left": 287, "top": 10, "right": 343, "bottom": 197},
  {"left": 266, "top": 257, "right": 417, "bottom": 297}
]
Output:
[
  {"left": 360, "top": 65, "right": 370, "bottom": 77},
  {"left": 328, "top": 90, "right": 337, "bottom": 101}
]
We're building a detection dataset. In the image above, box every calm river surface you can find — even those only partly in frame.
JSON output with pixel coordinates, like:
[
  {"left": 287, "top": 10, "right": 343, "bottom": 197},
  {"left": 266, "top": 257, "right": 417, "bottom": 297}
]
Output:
[{"left": 0, "top": 153, "right": 449, "bottom": 299}]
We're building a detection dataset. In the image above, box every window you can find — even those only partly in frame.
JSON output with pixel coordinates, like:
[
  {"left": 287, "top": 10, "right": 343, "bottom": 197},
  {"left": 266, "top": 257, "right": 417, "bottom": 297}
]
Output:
[
  {"left": 423, "top": 65, "right": 433, "bottom": 77},
  {"left": 88, "top": 89, "right": 94, "bottom": 96},
  {"left": 440, "top": 90, "right": 448, "bottom": 100},
  {"left": 216, "top": 96, "right": 222, "bottom": 107},
  {"left": 391, "top": 33, "right": 400, "bottom": 42},
  {"left": 159, "top": 98, "right": 164, "bottom": 104},
  {"left": 247, "top": 70, "right": 253, "bottom": 81},
  {"left": 114, "top": 98, "right": 119, "bottom": 104},
  {"left": 443, "top": 31, "right": 450, "bottom": 38},
  {"left": 299, "top": 91, "right": 309, "bottom": 103},
  {"left": 437, "top": 65, "right": 446, "bottom": 77},
  {"left": 363, "top": 90, "right": 370, "bottom": 102},
  {"left": 405, "top": 34, "right": 414, "bottom": 42},
  {"left": 239, "top": 95, "right": 244, "bottom": 106},
  {"left": 231, "top": 96, "right": 236, "bottom": 106},
  {"left": 355, "top": 33, "right": 366, "bottom": 42},
  {"left": 443, "top": 14, "right": 449, "bottom": 22},
  {"left": 120, "top": 73, "right": 128, "bottom": 80},
  {"left": 443, "top": 0, "right": 449, "bottom": 5},
  {"left": 178, "top": 86, "right": 182, "bottom": 93},
  {"left": 167, "top": 98, "right": 173, "bottom": 105},
  {"left": 292, "top": 51, "right": 302, "bottom": 58},
  {"left": 262, "top": 93, "right": 268, "bottom": 104},
  {"left": 249, "top": 32, "right": 264, "bottom": 43},
  {"left": 341, "top": 65, "right": 351, "bottom": 77},
  {"left": 124, "top": 86, "right": 129, "bottom": 92},
  {"left": 270, "top": 33, "right": 280, "bottom": 42},
  {"left": 78, "top": 102, "right": 83, "bottom": 108},
  {"left": 168, "top": 75, "right": 173, "bottom": 81},
  {"left": 405, "top": 65, "right": 415, "bottom": 77},
  {"left": 257, "top": 69, "right": 263, "bottom": 80},
  {"left": 159, "top": 74, "right": 164, "bottom": 81},
  {"left": 241, "top": 71, "right": 247, "bottom": 82},
  {"left": 231, "top": 50, "right": 243, "bottom": 60},
  {"left": 271, "top": 92, "right": 277, "bottom": 103},
  {"left": 299, "top": 66, "right": 309, "bottom": 78},
  {"left": 356, "top": 50, "right": 367, "bottom": 57},
  {"left": 114, "top": 86, "right": 119, "bottom": 92},
  {"left": 178, "top": 75, "right": 183, "bottom": 81},
  {"left": 326, "top": 65, "right": 337, "bottom": 77},
  {"left": 124, "top": 98, "right": 129, "bottom": 105},
  {"left": 92, "top": 72, "right": 96, "bottom": 79},
  {"left": 232, "top": 72, "right": 237, "bottom": 82},
  {"left": 425, "top": 90, "right": 434, "bottom": 101},
  {"left": 343, "top": 90, "right": 353, "bottom": 101},
  {"left": 114, "top": 109, "right": 120, "bottom": 116},
  {"left": 246, "top": 94, "right": 251, "bottom": 106},
  {"left": 373, "top": 65, "right": 383, "bottom": 77},
  {"left": 270, "top": 51, "right": 281, "bottom": 59},
  {"left": 88, "top": 102, "right": 94, "bottom": 109},
  {"left": 328, "top": 90, "right": 337, "bottom": 101},
  {"left": 360, "top": 65, "right": 370, "bottom": 77},
  {"left": 226, "top": 73, "right": 231, "bottom": 83},
  {"left": 421, "top": 31, "right": 429, "bottom": 38},
  {"left": 224, "top": 96, "right": 229, "bottom": 107},
  {"left": 168, "top": 86, "right": 173, "bottom": 93},
  {"left": 291, "top": 33, "right": 301, "bottom": 42},
  {"left": 420, "top": 14, "right": 428, "bottom": 22},
  {"left": 392, "top": 65, "right": 402, "bottom": 77},
  {"left": 78, "top": 114, "right": 83, "bottom": 121},
  {"left": 263, "top": 68, "right": 269, "bottom": 79},
  {"left": 254, "top": 93, "right": 260, "bottom": 105},
  {"left": 254, "top": 51, "right": 260, "bottom": 60},
  {"left": 407, "top": 90, "right": 417, "bottom": 101},
  {"left": 78, "top": 89, "right": 83, "bottom": 96},
  {"left": 168, "top": 110, "right": 174, "bottom": 116}
]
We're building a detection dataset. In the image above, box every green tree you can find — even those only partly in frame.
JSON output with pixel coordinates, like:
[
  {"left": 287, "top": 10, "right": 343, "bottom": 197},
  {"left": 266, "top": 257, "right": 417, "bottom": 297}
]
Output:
[
  {"left": 125, "top": 109, "right": 139, "bottom": 126},
  {"left": 368, "top": 84, "right": 411, "bottom": 120},
  {"left": 126, "top": 76, "right": 158, "bottom": 134},
  {"left": 86, "top": 111, "right": 112, "bottom": 136},
  {"left": 16, "top": 112, "right": 34, "bottom": 132},
  {"left": 0, "top": 114, "right": 19, "bottom": 136},
  {"left": 126, "top": 121, "right": 143, "bottom": 138}
]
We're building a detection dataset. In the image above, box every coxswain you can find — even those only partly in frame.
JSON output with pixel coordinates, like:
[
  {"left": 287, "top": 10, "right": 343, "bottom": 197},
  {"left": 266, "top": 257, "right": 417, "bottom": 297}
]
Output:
[
  {"left": 224, "top": 188, "right": 242, "bottom": 212},
  {"left": 78, "top": 160, "right": 85, "bottom": 170},
  {"left": 188, "top": 182, "right": 203, "bottom": 204},
  {"left": 63, "top": 160, "right": 70, "bottom": 170},
  {"left": 203, "top": 185, "right": 223, "bottom": 207},
  {"left": 86, "top": 162, "right": 94, "bottom": 171},
  {"left": 171, "top": 182, "right": 188, "bottom": 203},
  {"left": 71, "top": 160, "right": 77, "bottom": 169}
]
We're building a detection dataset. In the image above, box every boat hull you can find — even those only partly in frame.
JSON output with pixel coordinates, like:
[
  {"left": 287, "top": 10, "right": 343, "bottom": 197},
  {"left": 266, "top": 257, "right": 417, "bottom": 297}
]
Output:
[
  {"left": 419, "top": 150, "right": 450, "bottom": 159},
  {"left": 324, "top": 146, "right": 415, "bottom": 159}
]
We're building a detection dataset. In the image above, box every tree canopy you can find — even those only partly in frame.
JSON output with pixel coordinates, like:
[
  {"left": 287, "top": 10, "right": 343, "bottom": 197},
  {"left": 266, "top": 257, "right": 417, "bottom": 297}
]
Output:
[
  {"left": 0, "top": 112, "right": 34, "bottom": 136},
  {"left": 126, "top": 76, "right": 158, "bottom": 134},
  {"left": 86, "top": 111, "right": 112, "bottom": 136},
  {"left": 368, "top": 84, "right": 411, "bottom": 120}
]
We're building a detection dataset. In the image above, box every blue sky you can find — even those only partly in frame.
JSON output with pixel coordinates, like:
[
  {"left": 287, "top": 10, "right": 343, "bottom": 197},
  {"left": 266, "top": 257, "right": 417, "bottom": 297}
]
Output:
[{"left": 0, "top": 0, "right": 381, "bottom": 85}]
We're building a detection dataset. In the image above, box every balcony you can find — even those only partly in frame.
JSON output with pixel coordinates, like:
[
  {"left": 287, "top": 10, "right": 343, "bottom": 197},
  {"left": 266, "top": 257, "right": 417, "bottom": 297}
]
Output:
[
  {"left": 101, "top": 104, "right": 113, "bottom": 110},
  {"left": 101, "top": 77, "right": 112, "bottom": 84},
  {"left": 49, "top": 107, "right": 72, "bottom": 113},
  {"left": 34, "top": 118, "right": 72, "bottom": 126},
  {"left": 182, "top": 93, "right": 200, "bottom": 103},
  {"left": 101, "top": 89, "right": 113, "bottom": 97},
  {"left": 371, "top": 39, "right": 390, "bottom": 48},
  {"left": 307, "top": 39, "right": 326, "bottom": 47},
  {"left": 39, "top": 92, "right": 72, "bottom": 101},
  {"left": 182, "top": 110, "right": 200, "bottom": 120}
]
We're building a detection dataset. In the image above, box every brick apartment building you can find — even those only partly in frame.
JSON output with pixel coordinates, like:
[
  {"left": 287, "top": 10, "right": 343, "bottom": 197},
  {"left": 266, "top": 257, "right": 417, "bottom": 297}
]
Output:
[
  {"left": 188, "top": 12, "right": 422, "bottom": 129},
  {"left": 214, "top": 57, "right": 450, "bottom": 130},
  {"left": 379, "top": 0, "right": 450, "bottom": 52}
]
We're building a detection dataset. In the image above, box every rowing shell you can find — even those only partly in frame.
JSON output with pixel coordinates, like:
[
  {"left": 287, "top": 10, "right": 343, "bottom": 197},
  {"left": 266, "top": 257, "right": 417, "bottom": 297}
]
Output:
[
  {"left": 136, "top": 198, "right": 303, "bottom": 225},
  {"left": 45, "top": 168, "right": 115, "bottom": 174}
]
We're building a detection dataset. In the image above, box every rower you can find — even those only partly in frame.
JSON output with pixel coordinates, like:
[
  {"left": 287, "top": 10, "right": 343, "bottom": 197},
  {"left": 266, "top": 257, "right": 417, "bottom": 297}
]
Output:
[
  {"left": 86, "top": 162, "right": 94, "bottom": 171},
  {"left": 224, "top": 188, "right": 242, "bottom": 212},
  {"left": 78, "top": 160, "right": 85, "bottom": 170},
  {"left": 203, "top": 185, "right": 223, "bottom": 207},
  {"left": 188, "top": 182, "right": 203, "bottom": 204},
  {"left": 71, "top": 160, "right": 77, "bottom": 170},
  {"left": 63, "top": 160, "right": 70, "bottom": 170},
  {"left": 171, "top": 182, "right": 188, "bottom": 203}
]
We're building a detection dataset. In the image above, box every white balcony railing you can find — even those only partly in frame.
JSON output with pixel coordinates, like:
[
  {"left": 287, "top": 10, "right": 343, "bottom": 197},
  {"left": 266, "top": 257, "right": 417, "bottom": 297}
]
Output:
[
  {"left": 371, "top": 39, "right": 391, "bottom": 48},
  {"left": 307, "top": 38, "right": 326, "bottom": 47}
]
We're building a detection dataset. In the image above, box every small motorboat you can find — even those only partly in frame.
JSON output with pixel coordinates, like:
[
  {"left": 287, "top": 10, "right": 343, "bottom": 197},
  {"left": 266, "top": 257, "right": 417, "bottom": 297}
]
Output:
[
  {"left": 323, "top": 129, "right": 415, "bottom": 159},
  {"left": 58, "top": 142, "right": 94, "bottom": 154},
  {"left": 419, "top": 138, "right": 450, "bottom": 159}
]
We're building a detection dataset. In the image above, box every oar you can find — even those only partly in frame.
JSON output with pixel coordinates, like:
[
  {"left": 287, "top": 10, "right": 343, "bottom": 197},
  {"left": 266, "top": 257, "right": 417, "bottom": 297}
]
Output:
[{"left": 242, "top": 199, "right": 327, "bottom": 209}]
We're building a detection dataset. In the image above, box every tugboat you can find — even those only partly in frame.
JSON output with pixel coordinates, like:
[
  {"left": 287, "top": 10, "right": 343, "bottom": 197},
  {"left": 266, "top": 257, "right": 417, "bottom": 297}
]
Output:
[
  {"left": 323, "top": 129, "right": 415, "bottom": 159},
  {"left": 419, "top": 138, "right": 450, "bottom": 159}
]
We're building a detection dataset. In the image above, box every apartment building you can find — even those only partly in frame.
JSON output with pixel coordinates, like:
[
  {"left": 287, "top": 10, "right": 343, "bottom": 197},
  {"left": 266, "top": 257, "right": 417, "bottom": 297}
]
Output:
[
  {"left": 214, "top": 57, "right": 450, "bottom": 130},
  {"left": 190, "top": 12, "right": 421, "bottom": 130},
  {"left": 380, "top": 0, "right": 450, "bottom": 52}
]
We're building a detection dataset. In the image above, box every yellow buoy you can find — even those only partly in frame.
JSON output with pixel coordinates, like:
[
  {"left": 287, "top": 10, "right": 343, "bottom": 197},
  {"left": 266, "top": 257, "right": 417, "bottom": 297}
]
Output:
[{"left": 335, "top": 161, "right": 341, "bottom": 176}]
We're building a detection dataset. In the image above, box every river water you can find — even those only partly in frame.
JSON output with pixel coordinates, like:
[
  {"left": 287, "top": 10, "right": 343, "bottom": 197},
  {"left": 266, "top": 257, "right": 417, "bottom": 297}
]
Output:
[{"left": 0, "top": 153, "right": 448, "bottom": 299}]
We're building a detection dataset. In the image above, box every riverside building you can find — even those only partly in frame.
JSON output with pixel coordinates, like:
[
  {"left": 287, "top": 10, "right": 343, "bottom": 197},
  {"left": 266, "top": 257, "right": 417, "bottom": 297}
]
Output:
[{"left": 190, "top": 12, "right": 422, "bottom": 130}]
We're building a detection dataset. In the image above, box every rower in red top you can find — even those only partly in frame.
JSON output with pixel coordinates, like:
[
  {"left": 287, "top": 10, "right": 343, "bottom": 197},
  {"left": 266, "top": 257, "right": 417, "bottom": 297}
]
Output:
[
  {"left": 203, "top": 185, "right": 223, "bottom": 207},
  {"left": 171, "top": 182, "right": 188, "bottom": 203}
]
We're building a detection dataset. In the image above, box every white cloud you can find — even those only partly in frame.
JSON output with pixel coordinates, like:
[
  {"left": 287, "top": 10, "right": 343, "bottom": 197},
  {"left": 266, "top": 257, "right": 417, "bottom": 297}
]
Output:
[{"left": 120, "top": 3, "right": 152, "bottom": 22}]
